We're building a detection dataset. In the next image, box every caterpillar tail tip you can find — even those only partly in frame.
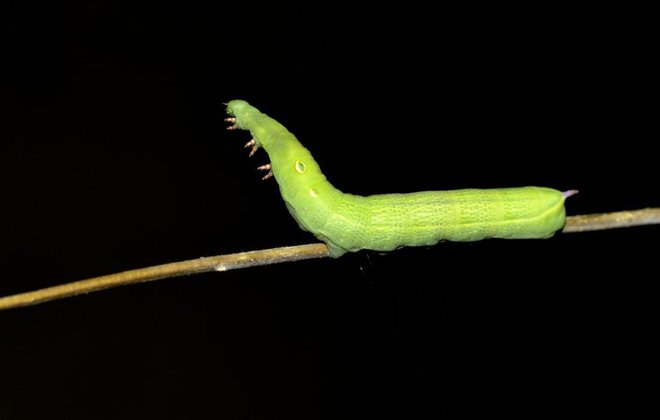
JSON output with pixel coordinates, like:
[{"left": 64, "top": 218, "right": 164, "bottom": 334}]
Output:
[{"left": 562, "top": 190, "right": 579, "bottom": 199}]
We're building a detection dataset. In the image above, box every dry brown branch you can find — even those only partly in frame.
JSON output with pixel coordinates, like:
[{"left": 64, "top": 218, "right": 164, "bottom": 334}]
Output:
[
  {"left": 1, "top": 208, "right": 658, "bottom": 311},
  {"left": 561, "top": 208, "right": 660, "bottom": 233},
  {"left": 0, "top": 244, "right": 329, "bottom": 311}
]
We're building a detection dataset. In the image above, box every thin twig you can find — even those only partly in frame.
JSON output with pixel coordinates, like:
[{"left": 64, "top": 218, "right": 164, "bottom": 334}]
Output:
[
  {"left": 1, "top": 208, "right": 658, "bottom": 311},
  {"left": 0, "top": 244, "right": 329, "bottom": 311},
  {"left": 562, "top": 208, "right": 660, "bottom": 233}
]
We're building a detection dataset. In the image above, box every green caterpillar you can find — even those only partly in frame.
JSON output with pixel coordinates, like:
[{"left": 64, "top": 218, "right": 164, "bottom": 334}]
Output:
[{"left": 225, "top": 100, "right": 575, "bottom": 257}]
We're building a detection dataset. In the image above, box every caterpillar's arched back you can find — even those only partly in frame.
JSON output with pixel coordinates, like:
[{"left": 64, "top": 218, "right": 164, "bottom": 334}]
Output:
[{"left": 225, "top": 100, "right": 576, "bottom": 257}]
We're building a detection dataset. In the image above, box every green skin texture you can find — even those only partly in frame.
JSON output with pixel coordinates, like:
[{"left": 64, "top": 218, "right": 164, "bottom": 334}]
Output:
[{"left": 226, "top": 100, "right": 568, "bottom": 257}]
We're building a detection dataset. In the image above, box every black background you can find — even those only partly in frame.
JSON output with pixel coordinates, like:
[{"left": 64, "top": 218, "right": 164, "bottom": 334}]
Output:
[{"left": 1, "top": 2, "right": 657, "bottom": 419}]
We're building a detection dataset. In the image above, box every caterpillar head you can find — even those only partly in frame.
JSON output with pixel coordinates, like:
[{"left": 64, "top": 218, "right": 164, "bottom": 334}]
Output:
[
  {"left": 225, "top": 99, "right": 249, "bottom": 117},
  {"left": 225, "top": 99, "right": 252, "bottom": 128}
]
